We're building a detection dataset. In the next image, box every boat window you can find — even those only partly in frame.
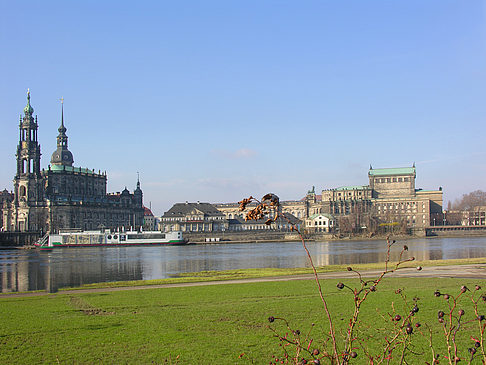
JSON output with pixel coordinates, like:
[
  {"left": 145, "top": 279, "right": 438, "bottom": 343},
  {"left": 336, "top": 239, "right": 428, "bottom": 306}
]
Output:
[
  {"left": 107, "top": 235, "right": 112, "bottom": 239},
  {"left": 113, "top": 235, "right": 118, "bottom": 239},
  {"left": 127, "top": 233, "right": 166, "bottom": 240}
]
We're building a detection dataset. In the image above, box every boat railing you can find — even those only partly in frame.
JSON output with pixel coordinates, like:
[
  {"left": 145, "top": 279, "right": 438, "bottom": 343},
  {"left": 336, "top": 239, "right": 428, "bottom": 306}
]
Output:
[{"left": 36, "top": 233, "right": 50, "bottom": 247}]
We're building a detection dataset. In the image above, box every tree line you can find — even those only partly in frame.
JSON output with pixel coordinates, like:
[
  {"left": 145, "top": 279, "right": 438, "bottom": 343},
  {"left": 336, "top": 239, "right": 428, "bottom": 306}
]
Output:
[{"left": 449, "top": 190, "right": 486, "bottom": 211}]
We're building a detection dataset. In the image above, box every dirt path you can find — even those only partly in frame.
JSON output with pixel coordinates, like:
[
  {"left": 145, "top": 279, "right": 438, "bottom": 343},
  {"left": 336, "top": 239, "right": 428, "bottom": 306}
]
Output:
[{"left": 2, "top": 264, "right": 485, "bottom": 298}]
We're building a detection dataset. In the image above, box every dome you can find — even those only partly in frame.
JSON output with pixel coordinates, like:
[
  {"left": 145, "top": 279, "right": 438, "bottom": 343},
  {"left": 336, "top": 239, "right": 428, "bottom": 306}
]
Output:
[{"left": 50, "top": 148, "right": 74, "bottom": 166}]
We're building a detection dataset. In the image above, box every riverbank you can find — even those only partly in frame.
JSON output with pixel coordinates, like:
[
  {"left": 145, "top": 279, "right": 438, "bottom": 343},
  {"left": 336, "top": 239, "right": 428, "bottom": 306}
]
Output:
[
  {"left": 3, "top": 257, "right": 485, "bottom": 297},
  {"left": 1, "top": 275, "right": 485, "bottom": 364},
  {"left": 185, "top": 229, "right": 486, "bottom": 244},
  {"left": 2, "top": 229, "right": 486, "bottom": 247}
]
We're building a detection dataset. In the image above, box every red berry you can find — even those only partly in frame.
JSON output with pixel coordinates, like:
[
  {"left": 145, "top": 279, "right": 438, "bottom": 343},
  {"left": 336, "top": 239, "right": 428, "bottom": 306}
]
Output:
[
  {"left": 350, "top": 351, "right": 358, "bottom": 358},
  {"left": 394, "top": 314, "right": 401, "bottom": 321},
  {"left": 458, "top": 309, "right": 465, "bottom": 316},
  {"left": 337, "top": 283, "right": 344, "bottom": 289}
]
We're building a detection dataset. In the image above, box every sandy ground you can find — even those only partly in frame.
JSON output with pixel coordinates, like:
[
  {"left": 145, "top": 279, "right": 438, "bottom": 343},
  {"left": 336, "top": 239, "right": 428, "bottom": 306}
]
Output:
[{"left": 2, "top": 264, "right": 485, "bottom": 299}]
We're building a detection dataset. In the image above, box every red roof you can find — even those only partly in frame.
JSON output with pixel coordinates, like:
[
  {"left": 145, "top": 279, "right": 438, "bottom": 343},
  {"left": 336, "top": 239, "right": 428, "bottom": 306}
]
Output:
[{"left": 143, "top": 206, "right": 154, "bottom": 216}]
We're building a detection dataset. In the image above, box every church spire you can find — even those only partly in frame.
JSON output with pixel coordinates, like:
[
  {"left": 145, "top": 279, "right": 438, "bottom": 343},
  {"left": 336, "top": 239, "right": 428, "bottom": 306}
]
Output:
[
  {"left": 50, "top": 97, "right": 74, "bottom": 166},
  {"left": 23, "top": 88, "right": 34, "bottom": 116}
]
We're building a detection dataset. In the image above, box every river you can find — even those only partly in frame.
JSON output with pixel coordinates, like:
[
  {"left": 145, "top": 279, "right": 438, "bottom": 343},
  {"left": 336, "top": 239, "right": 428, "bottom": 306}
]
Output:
[{"left": 1, "top": 236, "right": 485, "bottom": 293}]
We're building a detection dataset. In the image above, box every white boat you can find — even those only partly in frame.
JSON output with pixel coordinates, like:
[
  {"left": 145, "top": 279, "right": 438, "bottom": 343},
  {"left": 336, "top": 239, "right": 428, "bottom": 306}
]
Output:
[{"left": 35, "top": 229, "right": 187, "bottom": 250}]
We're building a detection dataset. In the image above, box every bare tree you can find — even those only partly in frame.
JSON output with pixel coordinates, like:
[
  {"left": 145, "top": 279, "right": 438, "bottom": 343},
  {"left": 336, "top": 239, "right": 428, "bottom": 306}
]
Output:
[{"left": 452, "top": 190, "right": 486, "bottom": 210}]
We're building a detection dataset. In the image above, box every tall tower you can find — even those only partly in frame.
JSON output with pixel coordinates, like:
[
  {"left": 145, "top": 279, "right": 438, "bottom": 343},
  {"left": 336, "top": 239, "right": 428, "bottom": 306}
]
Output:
[
  {"left": 50, "top": 97, "right": 74, "bottom": 166},
  {"left": 12, "top": 90, "right": 46, "bottom": 231},
  {"left": 133, "top": 173, "right": 144, "bottom": 227}
]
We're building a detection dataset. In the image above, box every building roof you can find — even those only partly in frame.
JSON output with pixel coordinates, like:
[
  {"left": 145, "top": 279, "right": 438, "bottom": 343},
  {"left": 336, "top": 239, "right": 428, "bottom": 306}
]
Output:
[
  {"left": 334, "top": 185, "right": 369, "bottom": 191},
  {"left": 144, "top": 207, "right": 154, "bottom": 216},
  {"left": 308, "top": 213, "right": 335, "bottom": 220},
  {"left": 163, "top": 202, "right": 224, "bottom": 218},
  {"left": 368, "top": 167, "right": 416, "bottom": 176},
  {"left": 49, "top": 164, "right": 100, "bottom": 175}
]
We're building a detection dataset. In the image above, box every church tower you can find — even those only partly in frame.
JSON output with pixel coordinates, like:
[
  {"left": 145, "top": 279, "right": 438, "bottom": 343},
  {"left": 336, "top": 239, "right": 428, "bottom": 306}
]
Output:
[
  {"left": 12, "top": 90, "right": 47, "bottom": 231},
  {"left": 50, "top": 98, "right": 74, "bottom": 166}
]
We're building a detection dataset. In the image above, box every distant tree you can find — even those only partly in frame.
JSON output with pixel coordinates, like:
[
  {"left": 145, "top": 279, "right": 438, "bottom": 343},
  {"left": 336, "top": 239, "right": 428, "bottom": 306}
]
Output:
[
  {"left": 337, "top": 216, "right": 353, "bottom": 234},
  {"left": 451, "top": 190, "right": 486, "bottom": 210},
  {"left": 444, "top": 211, "right": 463, "bottom": 225}
]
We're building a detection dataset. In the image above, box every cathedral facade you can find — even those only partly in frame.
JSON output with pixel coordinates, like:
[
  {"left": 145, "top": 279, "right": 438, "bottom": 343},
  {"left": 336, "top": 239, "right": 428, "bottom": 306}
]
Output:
[{"left": 2, "top": 92, "right": 144, "bottom": 233}]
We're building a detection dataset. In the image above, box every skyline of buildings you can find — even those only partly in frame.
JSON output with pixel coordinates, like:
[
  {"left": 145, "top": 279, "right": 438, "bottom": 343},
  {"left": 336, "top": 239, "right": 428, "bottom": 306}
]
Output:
[
  {"left": 2, "top": 3, "right": 485, "bottom": 215},
  {"left": 2, "top": 92, "right": 486, "bottom": 235}
]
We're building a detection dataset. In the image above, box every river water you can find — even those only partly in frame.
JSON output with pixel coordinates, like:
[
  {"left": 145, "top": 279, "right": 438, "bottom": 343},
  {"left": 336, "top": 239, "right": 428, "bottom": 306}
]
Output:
[{"left": 1, "top": 236, "right": 485, "bottom": 293}]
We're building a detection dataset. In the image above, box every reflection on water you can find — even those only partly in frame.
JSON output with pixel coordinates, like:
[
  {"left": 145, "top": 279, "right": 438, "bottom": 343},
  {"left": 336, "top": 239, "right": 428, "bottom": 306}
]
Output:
[{"left": 1, "top": 236, "right": 486, "bottom": 292}]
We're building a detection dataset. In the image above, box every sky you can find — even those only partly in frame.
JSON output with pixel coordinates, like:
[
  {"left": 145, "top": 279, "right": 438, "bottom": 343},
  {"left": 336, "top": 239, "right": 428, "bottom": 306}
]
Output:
[{"left": 1, "top": 1, "right": 485, "bottom": 216}]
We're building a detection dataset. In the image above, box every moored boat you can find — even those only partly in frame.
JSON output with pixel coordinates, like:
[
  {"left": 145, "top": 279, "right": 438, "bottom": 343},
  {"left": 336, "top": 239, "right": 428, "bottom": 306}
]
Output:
[{"left": 35, "top": 229, "right": 187, "bottom": 250}]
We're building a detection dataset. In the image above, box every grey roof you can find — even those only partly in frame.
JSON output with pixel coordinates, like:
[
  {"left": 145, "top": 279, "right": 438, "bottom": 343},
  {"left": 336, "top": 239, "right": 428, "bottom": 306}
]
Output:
[
  {"left": 281, "top": 212, "right": 302, "bottom": 225},
  {"left": 163, "top": 202, "right": 225, "bottom": 218}
]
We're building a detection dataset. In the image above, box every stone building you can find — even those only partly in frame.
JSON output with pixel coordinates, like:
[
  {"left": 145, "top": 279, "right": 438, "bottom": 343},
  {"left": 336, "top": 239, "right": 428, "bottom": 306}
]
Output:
[
  {"left": 3, "top": 91, "right": 144, "bottom": 233},
  {"left": 159, "top": 202, "right": 228, "bottom": 232},
  {"left": 214, "top": 165, "right": 442, "bottom": 231},
  {"left": 322, "top": 185, "right": 373, "bottom": 216},
  {"left": 143, "top": 207, "right": 157, "bottom": 230},
  {"left": 322, "top": 166, "right": 443, "bottom": 229},
  {"left": 0, "top": 190, "right": 14, "bottom": 230},
  {"left": 305, "top": 213, "right": 335, "bottom": 233},
  {"left": 448, "top": 207, "right": 486, "bottom": 226}
]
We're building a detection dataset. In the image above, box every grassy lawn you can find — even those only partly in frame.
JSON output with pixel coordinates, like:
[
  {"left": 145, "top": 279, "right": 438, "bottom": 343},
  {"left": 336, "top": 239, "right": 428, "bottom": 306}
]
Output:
[{"left": 1, "top": 276, "right": 486, "bottom": 364}]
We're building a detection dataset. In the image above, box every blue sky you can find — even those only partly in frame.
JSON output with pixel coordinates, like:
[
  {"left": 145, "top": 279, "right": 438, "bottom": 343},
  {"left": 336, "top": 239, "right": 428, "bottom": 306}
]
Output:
[{"left": 1, "top": 1, "right": 485, "bottom": 215}]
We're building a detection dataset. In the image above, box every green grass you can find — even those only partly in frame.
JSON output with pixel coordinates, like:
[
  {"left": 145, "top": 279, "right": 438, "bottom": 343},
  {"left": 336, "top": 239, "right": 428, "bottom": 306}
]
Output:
[{"left": 1, "top": 277, "right": 486, "bottom": 364}]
